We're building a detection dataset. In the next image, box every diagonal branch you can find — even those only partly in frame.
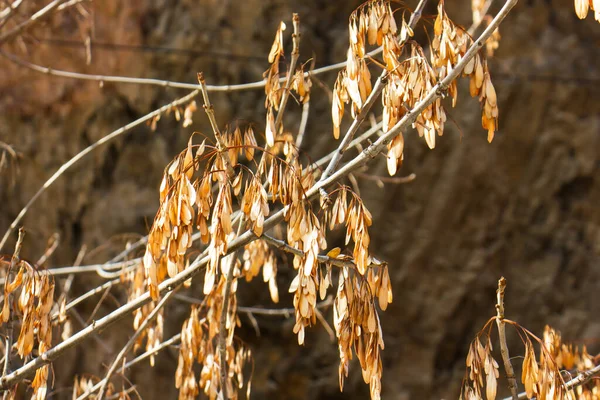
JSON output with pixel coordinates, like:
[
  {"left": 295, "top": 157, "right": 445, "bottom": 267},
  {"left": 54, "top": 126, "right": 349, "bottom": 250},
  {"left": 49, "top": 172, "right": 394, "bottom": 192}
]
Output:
[
  {"left": 0, "top": 0, "right": 69, "bottom": 45},
  {"left": 0, "top": 89, "right": 200, "bottom": 252},
  {"left": 94, "top": 291, "right": 174, "bottom": 400},
  {"left": 0, "top": 0, "right": 518, "bottom": 389}
]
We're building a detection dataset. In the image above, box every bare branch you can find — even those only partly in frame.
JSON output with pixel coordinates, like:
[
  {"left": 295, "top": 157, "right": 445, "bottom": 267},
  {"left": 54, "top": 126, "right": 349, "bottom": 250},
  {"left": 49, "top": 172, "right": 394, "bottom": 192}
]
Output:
[
  {"left": 198, "top": 72, "right": 235, "bottom": 179},
  {"left": 274, "top": 13, "right": 301, "bottom": 130},
  {"left": 0, "top": 0, "right": 23, "bottom": 31},
  {"left": 0, "top": 0, "right": 68, "bottom": 45},
  {"left": 95, "top": 291, "right": 174, "bottom": 400},
  {"left": 174, "top": 293, "right": 334, "bottom": 317},
  {"left": 0, "top": 89, "right": 201, "bottom": 252},
  {"left": 261, "top": 234, "right": 356, "bottom": 269},
  {"left": 496, "top": 277, "right": 519, "bottom": 400}
]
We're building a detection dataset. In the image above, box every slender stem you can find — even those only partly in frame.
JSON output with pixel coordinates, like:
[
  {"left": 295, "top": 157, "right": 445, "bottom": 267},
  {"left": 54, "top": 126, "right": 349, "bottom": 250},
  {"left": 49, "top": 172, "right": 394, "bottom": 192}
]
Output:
[
  {"left": 0, "top": 0, "right": 23, "bottom": 30},
  {"left": 51, "top": 278, "right": 121, "bottom": 322},
  {"left": 75, "top": 333, "right": 182, "bottom": 400},
  {"left": 2, "top": 228, "right": 24, "bottom": 378},
  {"left": 495, "top": 277, "right": 518, "bottom": 400},
  {"left": 0, "top": 89, "right": 200, "bottom": 252},
  {"left": 261, "top": 234, "right": 355, "bottom": 269},
  {"left": 274, "top": 13, "right": 301, "bottom": 130},
  {"left": 218, "top": 254, "right": 235, "bottom": 400},
  {"left": 320, "top": 74, "right": 386, "bottom": 187},
  {"left": 296, "top": 101, "right": 310, "bottom": 150},
  {"left": 0, "top": 0, "right": 67, "bottom": 45},
  {"left": 198, "top": 73, "right": 235, "bottom": 179},
  {"left": 0, "top": 0, "right": 518, "bottom": 388},
  {"left": 95, "top": 291, "right": 174, "bottom": 400}
]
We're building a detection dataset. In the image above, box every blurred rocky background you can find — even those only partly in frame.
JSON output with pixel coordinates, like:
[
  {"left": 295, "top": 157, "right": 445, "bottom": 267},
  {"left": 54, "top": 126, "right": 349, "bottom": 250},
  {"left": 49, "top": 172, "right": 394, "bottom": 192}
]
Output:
[{"left": 1, "top": 0, "right": 600, "bottom": 398}]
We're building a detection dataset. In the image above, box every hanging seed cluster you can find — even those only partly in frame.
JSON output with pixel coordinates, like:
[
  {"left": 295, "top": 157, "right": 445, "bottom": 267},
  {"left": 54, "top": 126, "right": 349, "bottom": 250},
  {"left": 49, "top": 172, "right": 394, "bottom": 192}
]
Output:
[
  {"left": 575, "top": 0, "right": 600, "bottom": 20},
  {"left": 122, "top": 262, "right": 165, "bottom": 366},
  {"left": 0, "top": 255, "right": 54, "bottom": 400},
  {"left": 242, "top": 240, "right": 279, "bottom": 303},
  {"left": 462, "top": 314, "right": 599, "bottom": 400},
  {"left": 333, "top": 260, "right": 392, "bottom": 400},
  {"left": 333, "top": 0, "right": 501, "bottom": 178},
  {"left": 175, "top": 264, "right": 251, "bottom": 400}
]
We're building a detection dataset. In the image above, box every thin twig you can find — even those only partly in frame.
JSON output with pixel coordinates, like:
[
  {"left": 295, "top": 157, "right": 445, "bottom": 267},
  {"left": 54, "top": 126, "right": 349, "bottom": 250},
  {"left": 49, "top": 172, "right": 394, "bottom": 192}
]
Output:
[
  {"left": 354, "top": 171, "right": 416, "bottom": 185},
  {"left": 51, "top": 278, "right": 121, "bottom": 322},
  {"left": 95, "top": 291, "right": 174, "bottom": 400},
  {"left": 0, "top": 2, "right": 423, "bottom": 95},
  {"left": 0, "top": 259, "right": 139, "bottom": 285},
  {"left": 198, "top": 72, "right": 235, "bottom": 179},
  {"left": 315, "top": 306, "right": 335, "bottom": 342},
  {"left": 0, "top": 1, "right": 518, "bottom": 388},
  {"left": 36, "top": 233, "right": 60, "bottom": 266},
  {"left": 0, "top": 89, "right": 200, "bottom": 252},
  {"left": 496, "top": 277, "right": 518, "bottom": 400},
  {"left": 319, "top": 73, "right": 387, "bottom": 194},
  {"left": 274, "top": 13, "right": 301, "bottom": 130},
  {"left": 174, "top": 293, "right": 333, "bottom": 317},
  {"left": 0, "top": 0, "right": 67, "bottom": 45},
  {"left": 296, "top": 99, "right": 310, "bottom": 150},
  {"left": 0, "top": 0, "right": 23, "bottom": 30},
  {"left": 2, "top": 227, "right": 24, "bottom": 378},
  {"left": 261, "top": 233, "right": 356, "bottom": 269}
]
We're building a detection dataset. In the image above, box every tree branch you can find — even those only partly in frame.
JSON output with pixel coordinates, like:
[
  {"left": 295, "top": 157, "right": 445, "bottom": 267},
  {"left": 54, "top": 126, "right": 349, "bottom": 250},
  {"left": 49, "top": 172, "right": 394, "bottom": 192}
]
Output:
[
  {"left": 0, "top": 89, "right": 200, "bottom": 252},
  {"left": 0, "top": 0, "right": 68, "bottom": 45},
  {"left": 274, "top": 13, "right": 301, "bottom": 130},
  {"left": 496, "top": 277, "right": 518, "bottom": 400},
  {"left": 95, "top": 291, "right": 174, "bottom": 400},
  {"left": 0, "top": 0, "right": 518, "bottom": 388}
]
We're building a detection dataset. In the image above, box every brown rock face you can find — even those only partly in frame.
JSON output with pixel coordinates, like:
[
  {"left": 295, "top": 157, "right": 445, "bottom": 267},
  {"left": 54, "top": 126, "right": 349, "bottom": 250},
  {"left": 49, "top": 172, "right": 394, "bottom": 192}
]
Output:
[{"left": 1, "top": 0, "right": 599, "bottom": 399}]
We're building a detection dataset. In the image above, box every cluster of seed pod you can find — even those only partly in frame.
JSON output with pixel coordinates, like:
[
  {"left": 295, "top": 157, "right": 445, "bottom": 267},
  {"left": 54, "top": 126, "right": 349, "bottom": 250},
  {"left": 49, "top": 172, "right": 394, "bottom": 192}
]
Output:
[
  {"left": 574, "top": 0, "right": 600, "bottom": 21},
  {"left": 263, "top": 21, "right": 287, "bottom": 147},
  {"left": 462, "top": 336, "right": 500, "bottom": 400},
  {"left": 242, "top": 240, "right": 279, "bottom": 303},
  {"left": 542, "top": 326, "right": 596, "bottom": 374},
  {"left": 462, "top": 323, "right": 600, "bottom": 400},
  {"left": 431, "top": 1, "right": 499, "bottom": 143},
  {"left": 333, "top": 267, "right": 386, "bottom": 400},
  {"left": 287, "top": 203, "right": 327, "bottom": 345},
  {"left": 240, "top": 175, "right": 270, "bottom": 237},
  {"left": 143, "top": 125, "right": 253, "bottom": 298},
  {"left": 333, "top": 1, "right": 401, "bottom": 139},
  {"left": 175, "top": 265, "right": 251, "bottom": 400},
  {"left": 522, "top": 338, "right": 567, "bottom": 400},
  {"left": 0, "top": 257, "right": 55, "bottom": 400},
  {"left": 71, "top": 376, "right": 118, "bottom": 399},
  {"left": 144, "top": 141, "right": 198, "bottom": 299},
  {"left": 123, "top": 262, "right": 165, "bottom": 366},
  {"left": 328, "top": 188, "right": 373, "bottom": 275},
  {"left": 291, "top": 65, "right": 312, "bottom": 104}
]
